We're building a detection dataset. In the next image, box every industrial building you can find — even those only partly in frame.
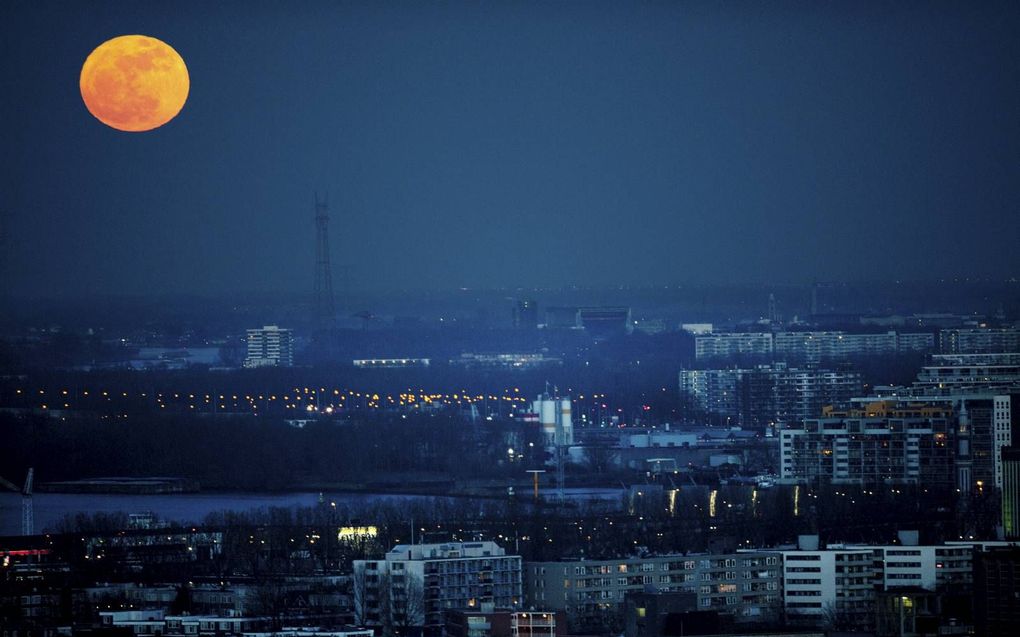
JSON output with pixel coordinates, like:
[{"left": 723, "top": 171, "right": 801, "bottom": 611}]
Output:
[
  {"left": 543, "top": 306, "right": 633, "bottom": 335},
  {"left": 532, "top": 393, "right": 573, "bottom": 447}
]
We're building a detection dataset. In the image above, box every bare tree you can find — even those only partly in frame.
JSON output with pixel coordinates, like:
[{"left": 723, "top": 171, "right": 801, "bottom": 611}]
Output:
[
  {"left": 388, "top": 571, "right": 425, "bottom": 637},
  {"left": 353, "top": 565, "right": 393, "bottom": 633},
  {"left": 820, "top": 601, "right": 857, "bottom": 632},
  {"left": 246, "top": 580, "right": 289, "bottom": 630},
  {"left": 351, "top": 564, "right": 370, "bottom": 626}
]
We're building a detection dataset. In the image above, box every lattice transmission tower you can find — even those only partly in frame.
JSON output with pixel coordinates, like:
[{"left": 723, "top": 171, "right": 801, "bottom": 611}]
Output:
[{"left": 313, "top": 193, "right": 336, "bottom": 331}]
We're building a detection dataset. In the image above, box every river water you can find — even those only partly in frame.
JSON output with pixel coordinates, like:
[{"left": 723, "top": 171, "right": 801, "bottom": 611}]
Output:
[{"left": 0, "top": 491, "right": 433, "bottom": 536}]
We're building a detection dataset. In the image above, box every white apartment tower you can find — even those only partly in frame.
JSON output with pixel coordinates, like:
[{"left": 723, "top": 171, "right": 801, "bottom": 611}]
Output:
[
  {"left": 244, "top": 325, "right": 294, "bottom": 368},
  {"left": 772, "top": 536, "right": 875, "bottom": 625},
  {"left": 353, "top": 541, "right": 522, "bottom": 635}
]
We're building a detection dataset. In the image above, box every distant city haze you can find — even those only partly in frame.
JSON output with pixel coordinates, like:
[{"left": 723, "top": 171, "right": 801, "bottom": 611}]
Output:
[{"left": 2, "top": 0, "right": 1018, "bottom": 296}]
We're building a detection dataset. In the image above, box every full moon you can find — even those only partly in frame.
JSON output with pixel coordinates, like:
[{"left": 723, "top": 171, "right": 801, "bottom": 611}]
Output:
[{"left": 80, "top": 35, "right": 189, "bottom": 132}]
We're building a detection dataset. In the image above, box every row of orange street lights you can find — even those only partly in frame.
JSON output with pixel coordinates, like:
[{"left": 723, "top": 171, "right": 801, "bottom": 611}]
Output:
[{"left": 11, "top": 386, "right": 618, "bottom": 417}]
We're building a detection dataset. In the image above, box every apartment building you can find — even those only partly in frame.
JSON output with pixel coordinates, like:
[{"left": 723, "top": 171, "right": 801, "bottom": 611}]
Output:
[
  {"left": 354, "top": 542, "right": 522, "bottom": 636},
  {"left": 694, "top": 333, "right": 774, "bottom": 360},
  {"left": 939, "top": 328, "right": 1020, "bottom": 355},
  {"left": 244, "top": 325, "right": 294, "bottom": 368},
  {"left": 768, "top": 536, "right": 875, "bottom": 626},
  {"left": 525, "top": 551, "right": 781, "bottom": 624},
  {"left": 781, "top": 395, "right": 1013, "bottom": 490},
  {"left": 679, "top": 363, "right": 862, "bottom": 426},
  {"left": 780, "top": 413, "right": 955, "bottom": 487}
]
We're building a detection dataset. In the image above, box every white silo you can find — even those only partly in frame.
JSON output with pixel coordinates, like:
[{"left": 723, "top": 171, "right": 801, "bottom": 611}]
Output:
[
  {"left": 535, "top": 396, "right": 558, "bottom": 443},
  {"left": 557, "top": 398, "right": 573, "bottom": 445},
  {"left": 533, "top": 393, "right": 573, "bottom": 446}
]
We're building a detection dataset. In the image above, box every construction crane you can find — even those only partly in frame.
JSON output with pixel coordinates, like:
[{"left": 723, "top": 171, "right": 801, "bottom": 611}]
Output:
[
  {"left": 0, "top": 468, "right": 34, "bottom": 535},
  {"left": 22, "top": 468, "right": 34, "bottom": 536}
]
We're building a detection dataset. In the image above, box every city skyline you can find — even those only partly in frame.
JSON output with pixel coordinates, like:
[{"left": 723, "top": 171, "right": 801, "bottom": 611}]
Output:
[{"left": 2, "top": 1, "right": 1019, "bottom": 297}]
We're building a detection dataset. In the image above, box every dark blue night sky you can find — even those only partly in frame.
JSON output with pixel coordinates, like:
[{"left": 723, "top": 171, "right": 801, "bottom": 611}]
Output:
[{"left": 2, "top": 1, "right": 1018, "bottom": 296}]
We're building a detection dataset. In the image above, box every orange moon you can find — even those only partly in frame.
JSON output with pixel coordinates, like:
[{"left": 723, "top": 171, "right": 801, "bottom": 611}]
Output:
[{"left": 80, "top": 35, "right": 189, "bottom": 132}]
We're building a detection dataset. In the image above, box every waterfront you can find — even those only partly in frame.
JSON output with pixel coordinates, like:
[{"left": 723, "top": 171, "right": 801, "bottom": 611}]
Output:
[
  {"left": 0, "top": 491, "right": 430, "bottom": 536},
  {"left": 0, "top": 486, "right": 798, "bottom": 537},
  {"left": 0, "top": 488, "right": 630, "bottom": 536}
]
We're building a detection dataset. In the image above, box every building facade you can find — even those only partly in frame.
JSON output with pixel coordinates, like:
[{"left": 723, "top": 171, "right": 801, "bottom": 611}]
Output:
[
  {"left": 939, "top": 328, "right": 1020, "bottom": 355},
  {"left": 354, "top": 542, "right": 522, "bottom": 636},
  {"left": 781, "top": 395, "right": 1013, "bottom": 490},
  {"left": 780, "top": 413, "right": 955, "bottom": 487},
  {"left": 914, "top": 353, "right": 1020, "bottom": 394},
  {"left": 769, "top": 537, "right": 875, "bottom": 626},
  {"left": 973, "top": 547, "right": 1020, "bottom": 637},
  {"left": 694, "top": 330, "right": 935, "bottom": 362},
  {"left": 694, "top": 333, "right": 774, "bottom": 360},
  {"left": 525, "top": 551, "right": 782, "bottom": 624},
  {"left": 1003, "top": 447, "right": 1020, "bottom": 539},
  {"left": 244, "top": 325, "right": 294, "bottom": 368},
  {"left": 679, "top": 364, "right": 863, "bottom": 427}
]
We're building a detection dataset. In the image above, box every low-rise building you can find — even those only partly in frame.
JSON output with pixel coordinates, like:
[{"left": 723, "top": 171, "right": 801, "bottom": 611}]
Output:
[
  {"left": 444, "top": 607, "right": 565, "bottom": 637},
  {"left": 525, "top": 551, "right": 781, "bottom": 624}
]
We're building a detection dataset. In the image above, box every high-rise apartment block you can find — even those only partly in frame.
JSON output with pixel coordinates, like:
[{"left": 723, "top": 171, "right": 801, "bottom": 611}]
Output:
[
  {"left": 939, "top": 328, "right": 1020, "bottom": 354},
  {"left": 694, "top": 330, "right": 935, "bottom": 361},
  {"left": 354, "top": 542, "right": 522, "bottom": 636},
  {"left": 243, "top": 325, "right": 294, "bottom": 368},
  {"left": 780, "top": 395, "right": 1013, "bottom": 490},
  {"left": 679, "top": 363, "right": 863, "bottom": 426}
]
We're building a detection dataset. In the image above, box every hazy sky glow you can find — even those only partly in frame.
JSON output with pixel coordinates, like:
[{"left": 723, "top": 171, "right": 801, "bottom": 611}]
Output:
[{"left": 2, "top": 0, "right": 1019, "bottom": 296}]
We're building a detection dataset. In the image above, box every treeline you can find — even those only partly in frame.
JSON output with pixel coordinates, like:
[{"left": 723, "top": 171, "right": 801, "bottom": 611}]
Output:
[
  {"left": 47, "top": 483, "right": 990, "bottom": 571},
  {"left": 0, "top": 411, "right": 525, "bottom": 490}
]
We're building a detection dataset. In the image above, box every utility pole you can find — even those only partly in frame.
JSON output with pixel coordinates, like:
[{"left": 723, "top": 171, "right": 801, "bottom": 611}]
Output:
[{"left": 526, "top": 470, "right": 545, "bottom": 501}]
